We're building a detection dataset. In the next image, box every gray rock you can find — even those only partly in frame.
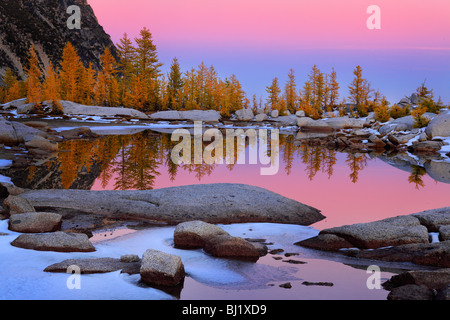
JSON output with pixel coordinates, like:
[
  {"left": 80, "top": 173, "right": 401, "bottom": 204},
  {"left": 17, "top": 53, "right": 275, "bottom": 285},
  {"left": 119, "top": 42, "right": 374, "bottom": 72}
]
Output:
[
  {"left": 21, "top": 184, "right": 324, "bottom": 226},
  {"left": 3, "top": 195, "right": 35, "bottom": 215},
  {"left": 383, "top": 269, "right": 450, "bottom": 291},
  {"left": 120, "top": 254, "right": 141, "bottom": 263},
  {"left": 368, "top": 134, "right": 386, "bottom": 148},
  {"left": 320, "top": 215, "right": 429, "bottom": 249},
  {"left": 295, "top": 110, "right": 305, "bottom": 117},
  {"left": 44, "top": 257, "right": 140, "bottom": 275},
  {"left": 235, "top": 109, "right": 254, "bottom": 121},
  {"left": 410, "top": 93, "right": 420, "bottom": 105},
  {"left": 11, "top": 231, "right": 95, "bottom": 252},
  {"left": 439, "top": 225, "right": 450, "bottom": 241},
  {"left": 255, "top": 113, "right": 268, "bottom": 122},
  {"left": 424, "top": 161, "right": 450, "bottom": 184},
  {"left": 387, "top": 284, "right": 434, "bottom": 300},
  {"left": 295, "top": 233, "right": 354, "bottom": 251},
  {"left": 270, "top": 110, "right": 279, "bottom": 118},
  {"left": 148, "top": 110, "right": 181, "bottom": 120},
  {"left": 412, "top": 207, "right": 450, "bottom": 232},
  {"left": 345, "top": 241, "right": 450, "bottom": 268},
  {"left": 436, "top": 285, "right": 450, "bottom": 300},
  {"left": 425, "top": 110, "right": 450, "bottom": 138},
  {"left": 408, "top": 140, "right": 444, "bottom": 153},
  {"left": 203, "top": 234, "right": 263, "bottom": 261},
  {"left": 149, "top": 110, "right": 221, "bottom": 122},
  {"left": 379, "top": 116, "right": 415, "bottom": 135},
  {"left": 60, "top": 101, "right": 149, "bottom": 120},
  {"left": 140, "top": 249, "right": 185, "bottom": 287},
  {"left": 173, "top": 220, "right": 230, "bottom": 249},
  {"left": 271, "top": 115, "right": 297, "bottom": 126},
  {"left": 0, "top": 118, "right": 48, "bottom": 146},
  {"left": 24, "top": 135, "right": 58, "bottom": 152},
  {"left": 9, "top": 212, "right": 62, "bottom": 233},
  {"left": 322, "top": 117, "right": 366, "bottom": 129}
]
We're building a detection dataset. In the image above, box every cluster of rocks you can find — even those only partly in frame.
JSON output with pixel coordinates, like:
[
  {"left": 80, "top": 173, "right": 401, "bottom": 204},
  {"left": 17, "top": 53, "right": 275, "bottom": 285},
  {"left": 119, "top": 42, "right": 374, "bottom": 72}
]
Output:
[
  {"left": 383, "top": 269, "right": 450, "bottom": 300},
  {"left": 0, "top": 115, "right": 101, "bottom": 169},
  {"left": 40, "top": 220, "right": 268, "bottom": 291},
  {"left": 296, "top": 207, "right": 450, "bottom": 300},
  {"left": 296, "top": 207, "right": 450, "bottom": 267},
  {"left": 173, "top": 220, "right": 267, "bottom": 261}
]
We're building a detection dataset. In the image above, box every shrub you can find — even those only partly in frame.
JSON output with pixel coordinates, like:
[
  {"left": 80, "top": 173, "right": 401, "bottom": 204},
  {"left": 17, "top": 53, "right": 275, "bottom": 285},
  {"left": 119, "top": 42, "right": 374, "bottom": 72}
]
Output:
[
  {"left": 374, "top": 104, "right": 390, "bottom": 122},
  {"left": 389, "top": 104, "right": 410, "bottom": 119},
  {"left": 411, "top": 106, "right": 430, "bottom": 128}
]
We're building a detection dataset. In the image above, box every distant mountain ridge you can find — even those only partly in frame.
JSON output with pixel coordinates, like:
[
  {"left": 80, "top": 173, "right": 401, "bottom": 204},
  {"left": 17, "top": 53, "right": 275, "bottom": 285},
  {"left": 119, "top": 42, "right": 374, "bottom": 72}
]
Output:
[{"left": 0, "top": 0, "right": 117, "bottom": 80}]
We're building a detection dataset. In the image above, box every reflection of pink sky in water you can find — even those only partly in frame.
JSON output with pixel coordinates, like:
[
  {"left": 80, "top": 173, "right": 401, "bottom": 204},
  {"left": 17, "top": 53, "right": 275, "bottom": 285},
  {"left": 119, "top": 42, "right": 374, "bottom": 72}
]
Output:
[{"left": 92, "top": 151, "right": 450, "bottom": 230}]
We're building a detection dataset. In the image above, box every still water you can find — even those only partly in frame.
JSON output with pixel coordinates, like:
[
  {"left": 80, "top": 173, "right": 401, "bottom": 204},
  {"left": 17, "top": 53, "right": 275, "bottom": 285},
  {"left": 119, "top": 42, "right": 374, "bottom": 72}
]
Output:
[{"left": 9, "top": 128, "right": 450, "bottom": 230}]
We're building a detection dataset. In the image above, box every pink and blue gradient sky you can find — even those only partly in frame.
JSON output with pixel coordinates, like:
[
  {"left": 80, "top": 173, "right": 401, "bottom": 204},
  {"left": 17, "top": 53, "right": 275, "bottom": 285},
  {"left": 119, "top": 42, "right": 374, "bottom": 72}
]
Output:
[{"left": 89, "top": 0, "right": 450, "bottom": 104}]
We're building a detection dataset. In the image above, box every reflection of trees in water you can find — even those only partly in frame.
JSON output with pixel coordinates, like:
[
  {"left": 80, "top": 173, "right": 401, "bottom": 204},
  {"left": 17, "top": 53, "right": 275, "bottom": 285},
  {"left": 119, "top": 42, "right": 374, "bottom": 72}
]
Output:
[
  {"left": 26, "top": 131, "right": 384, "bottom": 190},
  {"left": 408, "top": 165, "right": 427, "bottom": 190}
]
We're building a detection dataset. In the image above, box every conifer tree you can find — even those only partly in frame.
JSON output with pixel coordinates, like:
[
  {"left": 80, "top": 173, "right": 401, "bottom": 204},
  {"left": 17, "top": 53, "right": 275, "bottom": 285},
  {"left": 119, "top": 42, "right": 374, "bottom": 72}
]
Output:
[
  {"left": 1, "top": 68, "right": 17, "bottom": 103},
  {"left": 266, "top": 77, "right": 281, "bottom": 112},
  {"left": 167, "top": 57, "right": 183, "bottom": 110},
  {"left": 328, "top": 67, "right": 340, "bottom": 110},
  {"left": 348, "top": 65, "right": 371, "bottom": 117},
  {"left": 284, "top": 69, "right": 297, "bottom": 114},
  {"left": 25, "top": 46, "right": 43, "bottom": 104},
  {"left": 59, "top": 42, "right": 81, "bottom": 102}
]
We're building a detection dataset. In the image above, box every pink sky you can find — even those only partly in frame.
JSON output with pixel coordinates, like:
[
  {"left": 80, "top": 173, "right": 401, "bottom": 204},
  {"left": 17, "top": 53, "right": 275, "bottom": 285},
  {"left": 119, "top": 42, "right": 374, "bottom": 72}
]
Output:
[
  {"left": 89, "top": 0, "right": 450, "bottom": 51},
  {"left": 88, "top": 0, "right": 450, "bottom": 104}
]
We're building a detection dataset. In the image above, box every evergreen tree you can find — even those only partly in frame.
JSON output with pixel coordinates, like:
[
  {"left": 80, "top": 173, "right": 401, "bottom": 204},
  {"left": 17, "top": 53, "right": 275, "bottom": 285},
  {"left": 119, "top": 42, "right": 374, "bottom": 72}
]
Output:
[
  {"left": 167, "top": 57, "right": 183, "bottom": 110},
  {"left": 284, "top": 69, "right": 297, "bottom": 114},
  {"left": 25, "top": 46, "right": 43, "bottom": 104},
  {"left": 266, "top": 77, "right": 281, "bottom": 112},
  {"left": 59, "top": 42, "right": 81, "bottom": 102},
  {"left": 348, "top": 65, "right": 371, "bottom": 117}
]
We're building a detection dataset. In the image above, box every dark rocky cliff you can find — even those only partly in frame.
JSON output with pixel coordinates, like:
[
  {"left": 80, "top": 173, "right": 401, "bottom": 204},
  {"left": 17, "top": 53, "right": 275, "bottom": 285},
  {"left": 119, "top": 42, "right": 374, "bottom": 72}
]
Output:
[{"left": 0, "top": 0, "right": 117, "bottom": 80}]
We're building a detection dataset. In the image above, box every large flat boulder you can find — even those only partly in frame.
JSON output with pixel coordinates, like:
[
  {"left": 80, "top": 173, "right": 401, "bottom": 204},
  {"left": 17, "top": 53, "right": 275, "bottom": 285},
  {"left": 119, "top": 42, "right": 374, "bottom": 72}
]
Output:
[
  {"left": 21, "top": 183, "right": 324, "bottom": 225},
  {"left": 149, "top": 110, "right": 221, "bottom": 122},
  {"left": 10, "top": 231, "right": 95, "bottom": 252},
  {"left": 44, "top": 257, "right": 140, "bottom": 275},
  {"left": 59, "top": 101, "right": 149, "bottom": 120}
]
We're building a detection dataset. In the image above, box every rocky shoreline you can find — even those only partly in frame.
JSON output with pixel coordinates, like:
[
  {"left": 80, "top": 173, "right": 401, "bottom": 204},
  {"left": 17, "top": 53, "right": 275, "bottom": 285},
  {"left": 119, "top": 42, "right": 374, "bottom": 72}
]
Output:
[{"left": 0, "top": 99, "right": 449, "bottom": 300}]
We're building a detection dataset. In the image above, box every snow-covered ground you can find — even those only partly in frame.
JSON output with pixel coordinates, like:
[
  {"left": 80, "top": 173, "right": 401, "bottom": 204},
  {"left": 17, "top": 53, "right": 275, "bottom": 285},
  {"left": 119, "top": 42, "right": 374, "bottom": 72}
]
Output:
[{"left": 0, "top": 220, "right": 396, "bottom": 300}]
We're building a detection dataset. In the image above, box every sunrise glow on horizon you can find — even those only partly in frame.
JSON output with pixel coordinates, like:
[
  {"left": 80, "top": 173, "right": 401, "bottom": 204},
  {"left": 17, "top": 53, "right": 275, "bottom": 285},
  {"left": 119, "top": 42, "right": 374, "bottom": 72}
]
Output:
[{"left": 88, "top": 0, "right": 450, "bottom": 103}]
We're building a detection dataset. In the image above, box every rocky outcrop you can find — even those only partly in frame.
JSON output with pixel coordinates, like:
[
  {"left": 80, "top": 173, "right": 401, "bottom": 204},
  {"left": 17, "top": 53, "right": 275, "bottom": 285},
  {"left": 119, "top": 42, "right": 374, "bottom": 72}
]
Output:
[
  {"left": 21, "top": 183, "right": 325, "bottom": 226},
  {"left": 10, "top": 231, "right": 95, "bottom": 252},
  {"left": 58, "top": 101, "right": 148, "bottom": 119},
  {"left": 140, "top": 249, "right": 185, "bottom": 287},
  {"left": 383, "top": 269, "right": 450, "bottom": 300},
  {"left": 296, "top": 207, "right": 450, "bottom": 267},
  {"left": 0, "top": 0, "right": 117, "bottom": 80}
]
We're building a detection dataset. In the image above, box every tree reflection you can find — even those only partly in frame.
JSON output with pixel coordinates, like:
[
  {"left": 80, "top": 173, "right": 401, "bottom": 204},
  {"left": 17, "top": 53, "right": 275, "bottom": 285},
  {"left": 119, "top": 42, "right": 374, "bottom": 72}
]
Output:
[
  {"left": 408, "top": 165, "right": 427, "bottom": 190},
  {"left": 17, "top": 130, "right": 397, "bottom": 190}
]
